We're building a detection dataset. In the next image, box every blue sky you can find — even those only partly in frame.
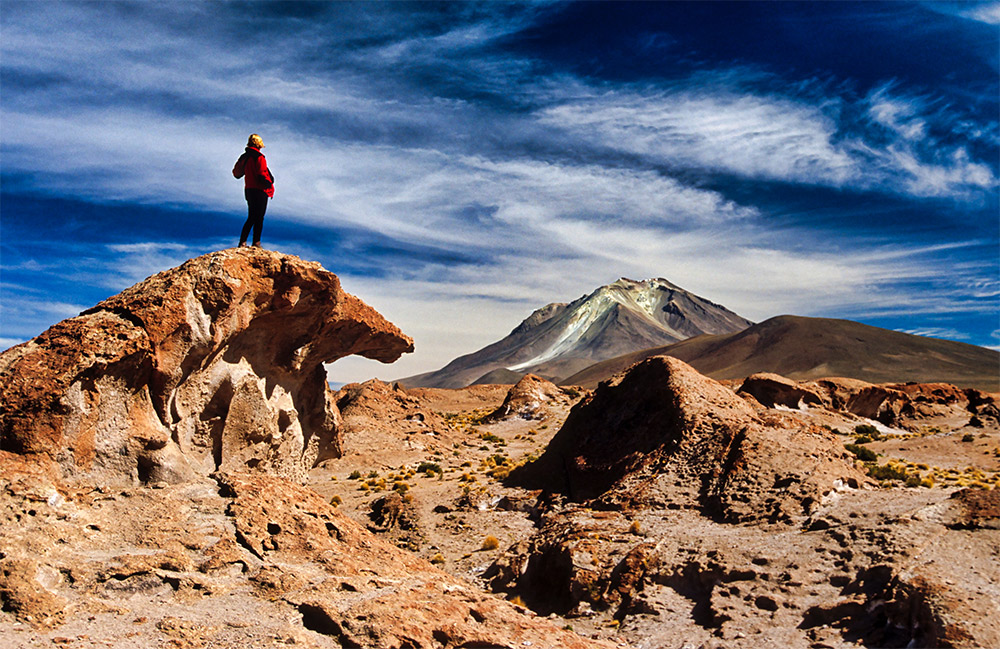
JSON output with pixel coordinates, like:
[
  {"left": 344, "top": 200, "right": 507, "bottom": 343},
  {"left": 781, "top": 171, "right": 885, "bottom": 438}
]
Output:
[{"left": 2, "top": 1, "right": 998, "bottom": 384}]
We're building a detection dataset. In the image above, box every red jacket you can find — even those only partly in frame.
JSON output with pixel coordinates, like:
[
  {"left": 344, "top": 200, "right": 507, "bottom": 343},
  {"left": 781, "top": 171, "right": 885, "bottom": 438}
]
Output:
[{"left": 233, "top": 147, "right": 274, "bottom": 198}]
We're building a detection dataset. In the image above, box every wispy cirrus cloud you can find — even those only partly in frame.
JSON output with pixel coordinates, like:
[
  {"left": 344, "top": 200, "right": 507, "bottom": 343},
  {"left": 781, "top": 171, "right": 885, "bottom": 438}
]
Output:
[
  {"left": 2, "top": 2, "right": 997, "bottom": 382},
  {"left": 535, "top": 79, "right": 997, "bottom": 201},
  {"left": 923, "top": 1, "right": 1000, "bottom": 25}
]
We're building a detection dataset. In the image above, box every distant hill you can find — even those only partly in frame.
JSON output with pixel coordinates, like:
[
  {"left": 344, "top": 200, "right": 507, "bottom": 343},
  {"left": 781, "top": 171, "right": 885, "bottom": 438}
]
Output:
[
  {"left": 560, "top": 315, "right": 1000, "bottom": 392},
  {"left": 400, "top": 277, "right": 753, "bottom": 389}
]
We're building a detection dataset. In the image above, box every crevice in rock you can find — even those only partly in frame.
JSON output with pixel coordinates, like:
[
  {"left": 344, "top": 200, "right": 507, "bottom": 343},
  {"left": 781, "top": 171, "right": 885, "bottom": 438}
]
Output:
[
  {"left": 297, "top": 603, "right": 362, "bottom": 648},
  {"left": 798, "top": 569, "right": 958, "bottom": 649},
  {"left": 202, "top": 380, "right": 234, "bottom": 469}
]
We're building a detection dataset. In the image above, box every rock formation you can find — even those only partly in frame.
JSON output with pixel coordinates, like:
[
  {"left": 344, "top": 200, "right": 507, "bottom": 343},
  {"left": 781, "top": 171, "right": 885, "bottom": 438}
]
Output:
[
  {"left": 739, "top": 373, "right": 999, "bottom": 430},
  {"left": 489, "top": 357, "right": 998, "bottom": 648},
  {"left": 0, "top": 249, "right": 624, "bottom": 649},
  {"left": 0, "top": 248, "right": 413, "bottom": 485},
  {"left": 333, "top": 379, "right": 456, "bottom": 458},
  {"left": 4, "top": 248, "right": 997, "bottom": 648},
  {"left": 737, "top": 372, "right": 826, "bottom": 410},
  {"left": 485, "top": 487, "right": 999, "bottom": 648},
  {"left": 482, "top": 373, "right": 579, "bottom": 422},
  {"left": 515, "top": 355, "right": 867, "bottom": 523}
]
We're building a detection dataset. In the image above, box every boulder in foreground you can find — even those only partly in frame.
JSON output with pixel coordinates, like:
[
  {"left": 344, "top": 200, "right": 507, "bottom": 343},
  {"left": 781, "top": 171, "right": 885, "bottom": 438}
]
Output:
[{"left": 0, "top": 248, "right": 413, "bottom": 485}]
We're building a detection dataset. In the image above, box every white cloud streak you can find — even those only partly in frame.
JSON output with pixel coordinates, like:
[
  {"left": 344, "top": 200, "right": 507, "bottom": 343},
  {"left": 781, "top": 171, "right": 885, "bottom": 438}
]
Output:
[
  {"left": 2, "top": 2, "right": 996, "bottom": 382},
  {"left": 536, "top": 82, "right": 997, "bottom": 200}
]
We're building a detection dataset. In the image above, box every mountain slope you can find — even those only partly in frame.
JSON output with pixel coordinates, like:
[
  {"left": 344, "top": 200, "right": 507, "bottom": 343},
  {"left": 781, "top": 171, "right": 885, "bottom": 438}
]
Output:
[
  {"left": 560, "top": 315, "right": 1000, "bottom": 391},
  {"left": 401, "top": 278, "right": 753, "bottom": 388}
]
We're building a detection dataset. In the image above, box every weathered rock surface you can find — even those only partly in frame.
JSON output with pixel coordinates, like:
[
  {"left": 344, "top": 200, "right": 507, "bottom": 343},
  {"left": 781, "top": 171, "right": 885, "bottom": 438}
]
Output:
[
  {"left": 740, "top": 374, "right": 999, "bottom": 431},
  {"left": 333, "top": 379, "right": 456, "bottom": 459},
  {"left": 0, "top": 248, "right": 413, "bottom": 485},
  {"left": 486, "top": 489, "right": 999, "bottom": 649},
  {"left": 0, "top": 454, "right": 622, "bottom": 649},
  {"left": 738, "top": 372, "right": 826, "bottom": 409},
  {"left": 515, "top": 355, "right": 867, "bottom": 523},
  {"left": 488, "top": 358, "right": 999, "bottom": 648},
  {"left": 483, "top": 373, "right": 579, "bottom": 422}
]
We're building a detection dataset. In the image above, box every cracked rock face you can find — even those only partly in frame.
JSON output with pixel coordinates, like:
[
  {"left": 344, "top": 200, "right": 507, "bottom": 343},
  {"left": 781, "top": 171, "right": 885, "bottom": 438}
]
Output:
[{"left": 0, "top": 248, "right": 413, "bottom": 485}]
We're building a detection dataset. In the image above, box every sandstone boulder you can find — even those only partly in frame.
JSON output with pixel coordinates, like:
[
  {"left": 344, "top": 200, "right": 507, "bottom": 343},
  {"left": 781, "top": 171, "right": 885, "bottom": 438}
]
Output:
[
  {"left": 738, "top": 372, "right": 825, "bottom": 409},
  {"left": 483, "top": 373, "right": 578, "bottom": 422},
  {"left": 514, "top": 356, "right": 867, "bottom": 523},
  {"left": 0, "top": 248, "right": 413, "bottom": 485}
]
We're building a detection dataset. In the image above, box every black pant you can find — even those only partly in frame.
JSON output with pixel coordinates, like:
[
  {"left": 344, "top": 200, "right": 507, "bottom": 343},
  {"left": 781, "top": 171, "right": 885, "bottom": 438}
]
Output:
[{"left": 240, "top": 188, "right": 268, "bottom": 244}]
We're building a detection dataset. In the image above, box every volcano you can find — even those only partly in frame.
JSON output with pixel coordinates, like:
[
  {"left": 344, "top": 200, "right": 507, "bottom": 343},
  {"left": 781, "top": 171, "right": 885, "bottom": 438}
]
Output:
[{"left": 401, "top": 277, "right": 753, "bottom": 388}]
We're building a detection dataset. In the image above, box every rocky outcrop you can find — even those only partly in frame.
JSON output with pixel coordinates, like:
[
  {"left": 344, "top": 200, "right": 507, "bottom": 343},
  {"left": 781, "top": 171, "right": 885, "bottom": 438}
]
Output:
[
  {"left": 0, "top": 248, "right": 413, "bottom": 485},
  {"left": 488, "top": 480, "right": 999, "bottom": 649},
  {"left": 515, "top": 356, "right": 867, "bottom": 523},
  {"left": 219, "top": 471, "right": 616, "bottom": 648},
  {"left": 0, "top": 452, "right": 622, "bottom": 649},
  {"left": 334, "top": 379, "right": 456, "bottom": 458},
  {"left": 738, "top": 372, "right": 825, "bottom": 409},
  {"left": 482, "top": 373, "right": 579, "bottom": 422},
  {"left": 742, "top": 374, "right": 999, "bottom": 430}
]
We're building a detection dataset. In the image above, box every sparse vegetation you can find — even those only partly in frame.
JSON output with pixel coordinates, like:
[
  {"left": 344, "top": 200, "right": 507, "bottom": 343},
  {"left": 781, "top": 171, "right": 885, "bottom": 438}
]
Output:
[
  {"left": 487, "top": 466, "right": 511, "bottom": 479},
  {"left": 479, "top": 432, "right": 505, "bottom": 446},
  {"left": 443, "top": 409, "right": 494, "bottom": 431},
  {"left": 866, "top": 462, "right": 908, "bottom": 481},
  {"left": 348, "top": 470, "right": 362, "bottom": 480},
  {"left": 481, "top": 535, "right": 500, "bottom": 551},
  {"left": 854, "top": 424, "right": 881, "bottom": 440},
  {"left": 961, "top": 433, "right": 975, "bottom": 442},
  {"left": 865, "top": 461, "right": 912, "bottom": 485},
  {"left": 845, "top": 443, "right": 878, "bottom": 462}
]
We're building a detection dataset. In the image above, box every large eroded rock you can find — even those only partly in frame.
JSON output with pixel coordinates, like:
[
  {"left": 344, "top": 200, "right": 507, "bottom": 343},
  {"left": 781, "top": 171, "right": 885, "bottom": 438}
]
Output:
[
  {"left": 0, "top": 248, "right": 413, "bottom": 484},
  {"left": 515, "top": 355, "right": 867, "bottom": 523}
]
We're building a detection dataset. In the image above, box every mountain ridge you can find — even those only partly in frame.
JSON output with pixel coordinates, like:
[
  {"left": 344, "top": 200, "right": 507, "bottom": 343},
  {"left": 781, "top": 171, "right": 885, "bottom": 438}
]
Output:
[{"left": 561, "top": 314, "right": 1000, "bottom": 392}]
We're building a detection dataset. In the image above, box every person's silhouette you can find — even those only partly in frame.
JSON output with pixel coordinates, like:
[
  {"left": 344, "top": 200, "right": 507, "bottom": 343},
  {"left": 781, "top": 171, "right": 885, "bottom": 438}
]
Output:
[{"left": 233, "top": 133, "right": 275, "bottom": 247}]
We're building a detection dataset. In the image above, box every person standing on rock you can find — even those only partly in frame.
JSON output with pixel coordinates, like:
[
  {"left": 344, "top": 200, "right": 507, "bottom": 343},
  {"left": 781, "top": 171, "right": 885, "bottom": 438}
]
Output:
[{"left": 233, "top": 133, "right": 275, "bottom": 248}]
